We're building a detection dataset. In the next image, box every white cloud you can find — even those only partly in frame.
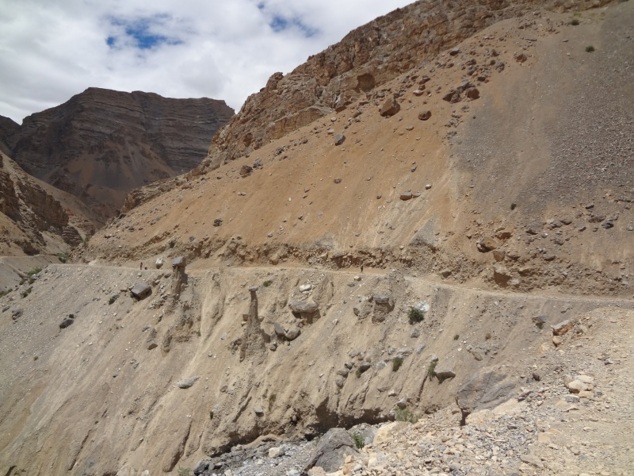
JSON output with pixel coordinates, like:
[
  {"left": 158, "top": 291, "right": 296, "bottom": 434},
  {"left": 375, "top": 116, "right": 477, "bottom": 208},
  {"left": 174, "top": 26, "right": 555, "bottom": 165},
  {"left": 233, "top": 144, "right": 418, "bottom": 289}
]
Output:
[{"left": 0, "top": 0, "right": 412, "bottom": 123}]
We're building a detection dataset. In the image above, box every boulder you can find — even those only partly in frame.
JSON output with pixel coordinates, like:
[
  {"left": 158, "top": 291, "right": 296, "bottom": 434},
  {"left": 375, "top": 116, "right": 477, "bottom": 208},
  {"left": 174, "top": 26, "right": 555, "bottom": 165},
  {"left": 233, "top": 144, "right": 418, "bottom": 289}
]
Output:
[
  {"left": 552, "top": 319, "right": 575, "bottom": 336},
  {"left": 418, "top": 110, "right": 432, "bottom": 121},
  {"left": 379, "top": 96, "right": 400, "bottom": 117},
  {"left": 456, "top": 368, "right": 517, "bottom": 425},
  {"left": 130, "top": 281, "right": 152, "bottom": 300},
  {"left": 303, "top": 428, "right": 358, "bottom": 473},
  {"left": 289, "top": 299, "right": 320, "bottom": 321},
  {"left": 477, "top": 237, "right": 497, "bottom": 252},
  {"left": 371, "top": 293, "right": 395, "bottom": 323}
]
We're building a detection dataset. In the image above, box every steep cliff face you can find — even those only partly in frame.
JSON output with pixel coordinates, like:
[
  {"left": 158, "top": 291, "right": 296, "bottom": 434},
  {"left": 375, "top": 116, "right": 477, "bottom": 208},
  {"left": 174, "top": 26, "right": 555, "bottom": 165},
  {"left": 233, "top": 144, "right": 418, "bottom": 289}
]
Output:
[
  {"left": 0, "top": 116, "right": 19, "bottom": 156},
  {"left": 9, "top": 88, "right": 234, "bottom": 220},
  {"left": 203, "top": 0, "right": 612, "bottom": 170}
]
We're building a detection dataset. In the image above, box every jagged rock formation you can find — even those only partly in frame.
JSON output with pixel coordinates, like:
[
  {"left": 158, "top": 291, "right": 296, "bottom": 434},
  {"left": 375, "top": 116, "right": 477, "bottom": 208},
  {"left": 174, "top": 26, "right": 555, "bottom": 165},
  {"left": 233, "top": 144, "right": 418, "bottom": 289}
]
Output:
[
  {"left": 202, "top": 0, "right": 612, "bottom": 170},
  {"left": 4, "top": 87, "right": 234, "bottom": 220},
  {"left": 0, "top": 152, "right": 84, "bottom": 255}
]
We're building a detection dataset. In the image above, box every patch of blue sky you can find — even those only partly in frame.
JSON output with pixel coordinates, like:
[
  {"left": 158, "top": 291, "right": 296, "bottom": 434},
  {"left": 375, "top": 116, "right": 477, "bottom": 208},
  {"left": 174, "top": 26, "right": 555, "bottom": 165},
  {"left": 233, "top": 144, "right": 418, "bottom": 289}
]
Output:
[
  {"left": 269, "top": 14, "right": 318, "bottom": 37},
  {"left": 106, "top": 14, "right": 183, "bottom": 50}
]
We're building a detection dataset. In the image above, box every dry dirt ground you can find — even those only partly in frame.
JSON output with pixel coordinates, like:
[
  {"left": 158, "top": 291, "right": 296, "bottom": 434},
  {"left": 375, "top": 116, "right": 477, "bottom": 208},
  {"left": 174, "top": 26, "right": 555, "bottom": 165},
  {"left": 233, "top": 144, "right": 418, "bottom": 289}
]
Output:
[{"left": 1, "top": 2, "right": 633, "bottom": 476}]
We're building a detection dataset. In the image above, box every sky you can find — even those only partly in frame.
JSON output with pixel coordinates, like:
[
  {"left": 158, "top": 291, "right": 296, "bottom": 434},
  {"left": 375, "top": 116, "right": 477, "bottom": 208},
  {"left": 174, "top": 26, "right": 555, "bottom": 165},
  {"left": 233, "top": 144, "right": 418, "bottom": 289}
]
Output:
[{"left": 0, "top": 0, "right": 413, "bottom": 124}]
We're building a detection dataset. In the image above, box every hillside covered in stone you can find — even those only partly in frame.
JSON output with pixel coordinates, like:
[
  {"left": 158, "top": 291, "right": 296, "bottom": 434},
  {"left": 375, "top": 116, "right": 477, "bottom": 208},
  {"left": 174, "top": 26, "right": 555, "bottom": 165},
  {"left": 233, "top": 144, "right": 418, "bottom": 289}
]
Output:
[
  {"left": 202, "top": 0, "right": 614, "bottom": 170},
  {"left": 3, "top": 88, "right": 234, "bottom": 221},
  {"left": 1, "top": 0, "right": 633, "bottom": 475}
]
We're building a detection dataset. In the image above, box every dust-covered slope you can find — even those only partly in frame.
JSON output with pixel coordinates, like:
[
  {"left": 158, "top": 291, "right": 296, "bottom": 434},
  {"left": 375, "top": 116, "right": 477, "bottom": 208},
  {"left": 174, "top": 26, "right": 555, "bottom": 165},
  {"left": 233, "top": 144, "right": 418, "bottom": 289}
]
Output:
[{"left": 1, "top": 263, "right": 632, "bottom": 475}]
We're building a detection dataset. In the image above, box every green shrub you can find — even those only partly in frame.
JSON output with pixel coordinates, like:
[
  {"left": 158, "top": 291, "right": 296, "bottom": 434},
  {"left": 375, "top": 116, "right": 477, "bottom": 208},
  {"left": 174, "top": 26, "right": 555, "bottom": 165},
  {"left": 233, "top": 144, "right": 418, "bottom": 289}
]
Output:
[
  {"left": 262, "top": 280, "right": 273, "bottom": 287},
  {"left": 427, "top": 360, "right": 437, "bottom": 379},
  {"left": 21, "top": 287, "right": 32, "bottom": 299},
  {"left": 108, "top": 294, "right": 119, "bottom": 305},
  {"left": 57, "top": 252, "right": 69, "bottom": 263},
  {"left": 585, "top": 45, "right": 595, "bottom": 52},
  {"left": 570, "top": 18, "right": 580, "bottom": 25},
  {"left": 26, "top": 267, "right": 42, "bottom": 277},
  {"left": 355, "top": 367, "right": 362, "bottom": 378},
  {"left": 352, "top": 432, "right": 365, "bottom": 449},
  {"left": 394, "top": 407, "right": 417, "bottom": 423},
  {"left": 177, "top": 468, "right": 193, "bottom": 476},
  {"left": 485, "top": 332, "right": 492, "bottom": 340},
  {"left": 453, "top": 334, "right": 460, "bottom": 340},
  {"left": 392, "top": 357, "right": 403, "bottom": 372},
  {"left": 21, "top": 267, "right": 43, "bottom": 285},
  {"left": 408, "top": 307, "right": 425, "bottom": 324}
]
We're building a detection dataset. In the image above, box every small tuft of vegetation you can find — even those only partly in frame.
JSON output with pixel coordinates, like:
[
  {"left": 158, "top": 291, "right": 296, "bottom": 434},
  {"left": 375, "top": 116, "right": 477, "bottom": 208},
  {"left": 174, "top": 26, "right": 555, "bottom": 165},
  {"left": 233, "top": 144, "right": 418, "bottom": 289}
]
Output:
[
  {"left": 392, "top": 357, "right": 404, "bottom": 372},
  {"left": 26, "top": 267, "right": 42, "bottom": 277},
  {"left": 108, "top": 294, "right": 119, "bottom": 305},
  {"left": 21, "top": 267, "right": 42, "bottom": 285},
  {"left": 209, "top": 410, "right": 214, "bottom": 420},
  {"left": 510, "top": 202, "right": 517, "bottom": 210},
  {"left": 0, "top": 289, "right": 9, "bottom": 298},
  {"left": 57, "top": 252, "right": 69, "bottom": 263},
  {"left": 177, "top": 468, "right": 193, "bottom": 476},
  {"left": 352, "top": 432, "right": 365, "bottom": 449},
  {"left": 485, "top": 332, "right": 492, "bottom": 340},
  {"left": 454, "top": 334, "right": 460, "bottom": 340},
  {"left": 408, "top": 307, "right": 425, "bottom": 324},
  {"left": 570, "top": 18, "right": 580, "bottom": 25},
  {"left": 262, "top": 279, "right": 273, "bottom": 287},
  {"left": 394, "top": 407, "right": 417, "bottom": 423},
  {"left": 355, "top": 367, "right": 363, "bottom": 378},
  {"left": 427, "top": 360, "right": 438, "bottom": 379},
  {"left": 21, "top": 287, "right": 32, "bottom": 299},
  {"left": 585, "top": 45, "right": 595, "bottom": 52}
]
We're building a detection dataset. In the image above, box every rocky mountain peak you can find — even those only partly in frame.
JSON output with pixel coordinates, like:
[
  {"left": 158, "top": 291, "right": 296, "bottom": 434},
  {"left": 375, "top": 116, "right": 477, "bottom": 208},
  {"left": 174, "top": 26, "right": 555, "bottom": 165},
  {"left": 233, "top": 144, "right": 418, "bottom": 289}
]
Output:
[{"left": 6, "top": 87, "right": 234, "bottom": 221}]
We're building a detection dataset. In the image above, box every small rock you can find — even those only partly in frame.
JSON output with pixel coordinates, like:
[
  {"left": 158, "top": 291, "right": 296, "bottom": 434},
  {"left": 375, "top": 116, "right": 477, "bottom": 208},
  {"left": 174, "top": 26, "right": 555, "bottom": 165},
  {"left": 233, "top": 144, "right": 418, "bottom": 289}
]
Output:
[
  {"left": 334, "top": 134, "right": 346, "bottom": 146},
  {"left": 566, "top": 380, "right": 585, "bottom": 393},
  {"left": 176, "top": 376, "right": 199, "bottom": 389},
  {"left": 268, "top": 447, "right": 284, "bottom": 458},
  {"left": 418, "top": 110, "right": 432, "bottom": 121},
  {"left": 552, "top": 319, "right": 574, "bottom": 336}
]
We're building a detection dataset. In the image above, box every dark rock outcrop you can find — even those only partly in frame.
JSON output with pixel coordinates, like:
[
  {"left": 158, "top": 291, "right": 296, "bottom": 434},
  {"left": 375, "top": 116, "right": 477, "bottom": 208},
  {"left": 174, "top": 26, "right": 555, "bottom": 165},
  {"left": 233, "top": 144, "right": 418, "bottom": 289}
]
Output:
[{"left": 7, "top": 87, "right": 233, "bottom": 221}]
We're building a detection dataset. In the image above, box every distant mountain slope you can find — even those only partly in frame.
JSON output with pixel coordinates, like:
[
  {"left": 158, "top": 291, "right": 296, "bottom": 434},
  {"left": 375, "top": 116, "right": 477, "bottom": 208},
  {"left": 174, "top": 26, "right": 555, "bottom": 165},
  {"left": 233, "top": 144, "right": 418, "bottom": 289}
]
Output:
[{"left": 5, "top": 88, "right": 234, "bottom": 221}]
